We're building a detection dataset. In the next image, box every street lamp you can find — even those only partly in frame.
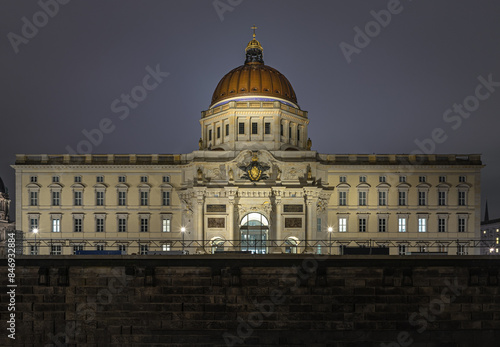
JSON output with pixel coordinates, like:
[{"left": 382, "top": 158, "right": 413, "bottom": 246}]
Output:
[
  {"left": 181, "top": 227, "right": 186, "bottom": 253},
  {"left": 32, "top": 228, "right": 38, "bottom": 255},
  {"left": 327, "top": 227, "right": 333, "bottom": 255}
]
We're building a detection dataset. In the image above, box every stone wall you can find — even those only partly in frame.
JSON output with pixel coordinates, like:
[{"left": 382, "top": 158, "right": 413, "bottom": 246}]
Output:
[{"left": 1, "top": 255, "right": 500, "bottom": 346}]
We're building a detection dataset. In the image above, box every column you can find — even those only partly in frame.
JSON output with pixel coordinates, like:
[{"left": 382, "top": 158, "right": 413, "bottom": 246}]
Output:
[
  {"left": 275, "top": 199, "right": 283, "bottom": 253},
  {"left": 305, "top": 197, "right": 314, "bottom": 253},
  {"left": 228, "top": 199, "right": 236, "bottom": 250}
]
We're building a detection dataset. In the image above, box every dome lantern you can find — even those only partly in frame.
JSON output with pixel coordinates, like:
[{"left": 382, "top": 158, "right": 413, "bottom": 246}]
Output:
[{"left": 245, "top": 25, "right": 264, "bottom": 64}]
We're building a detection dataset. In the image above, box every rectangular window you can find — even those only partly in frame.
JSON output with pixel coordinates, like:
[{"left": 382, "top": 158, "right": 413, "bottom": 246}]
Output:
[
  {"left": 457, "top": 245, "right": 467, "bottom": 255},
  {"left": 379, "top": 176, "right": 386, "bottom": 183},
  {"left": 140, "top": 244, "right": 149, "bottom": 255},
  {"left": 398, "top": 218, "right": 406, "bottom": 232},
  {"left": 458, "top": 191, "right": 466, "bottom": 206},
  {"left": 239, "top": 123, "right": 245, "bottom": 134},
  {"left": 418, "top": 218, "right": 427, "bottom": 232},
  {"left": 30, "top": 218, "right": 38, "bottom": 231},
  {"left": 378, "top": 191, "right": 387, "bottom": 206},
  {"left": 30, "top": 175, "right": 37, "bottom": 183},
  {"left": 96, "top": 245, "right": 104, "bottom": 251},
  {"left": 96, "top": 191, "right": 104, "bottom": 206},
  {"left": 140, "top": 176, "right": 148, "bottom": 183},
  {"left": 225, "top": 124, "right": 229, "bottom": 136},
  {"left": 74, "top": 218, "right": 82, "bottom": 232},
  {"left": 141, "top": 191, "right": 149, "bottom": 206},
  {"left": 439, "top": 176, "right": 446, "bottom": 183},
  {"left": 162, "top": 191, "right": 170, "bottom": 206},
  {"left": 30, "top": 191, "right": 38, "bottom": 206},
  {"left": 338, "top": 218, "right": 347, "bottom": 232},
  {"left": 398, "top": 191, "right": 407, "bottom": 206},
  {"left": 289, "top": 126, "right": 292, "bottom": 138},
  {"left": 438, "top": 218, "right": 446, "bottom": 233},
  {"left": 398, "top": 245, "right": 407, "bottom": 255},
  {"left": 73, "top": 245, "right": 83, "bottom": 255},
  {"left": 419, "top": 245, "right": 428, "bottom": 253},
  {"left": 162, "top": 244, "right": 171, "bottom": 251},
  {"left": 96, "top": 175, "right": 104, "bottom": 183},
  {"left": 52, "top": 219, "right": 61, "bottom": 233},
  {"left": 339, "top": 176, "right": 346, "bottom": 183},
  {"left": 458, "top": 218, "right": 466, "bottom": 232},
  {"left": 438, "top": 244, "right": 447, "bottom": 253},
  {"left": 162, "top": 175, "right": 170, "bottom": 183},
  {"left": 418, "top": 191, "right": 427, "bottom": 206},
  {"left": 358, "top": 191, "right": 367, "bottom": 206},
  {"left": 118, "top": 245, "right": 127, "bottom": 254},
  {"left": 459, "top": 176, "right": 466, "bottom": 183},
  {"left": 52, "top": 176, "right": 59, "bottom": 183},
  {"left": 96, "top": 218, "right": 104, "bottom": 233},
  {"left": 118, "top": 175, "right": 126, "bottom": 183},
  {"left": 74, "top": 176, "right": 82, "bottom": 183},
  {"left": 52, "top": 191, "right": 60, "bottom": 206},
  {"left": 252, "top": 122, "right": 258, "bottom": 134},
  {"left": 162, "top": 219, "right": 171, "bottom": 232},
  {"left": 118, "top": 218, "right": 127, "bottom": 233},
  {"left": 378, "top": 218, "right": 387, "bottom": 232},
  {"left": 339, "top": 191, "right": 347, "bottom": 206},
  {"left": 438, "top": 191, "right": 446, "bottom": 206},
  {"left": 208, "top": 129, "right": 212, "bottom": 141},
  {"left": 50, "top": 245, "right": 62, "bottom": 255},
  {"left": 359, "top": 176, "right": 366, "bottom": 183},
  {"left": 419, "top": 176, "right": 426, "bottom": 183},
  {"left": 280, "top": 124, "right": 283, "bottom": 136},
  {"left": 140, "top": 217, "right": 149, "bottom": 232},
  {"left": 118, "top": 191, "right": 126, "bottom": 206},
  {"left": 297, "top": 128, "right": 300, "bottom": 141},
  {"left": 217, "top": 127, "right": 221, "bottom": 138},
  {"left": 399, "top": 176, "right": 406, "bottom": 183},
  {"left": 264, "top": 122, "right": 271, "bottom": 134},
  {"left": 317, "top": 218, "right": 322, "bottom": 233},
  {"left": 74, "top": 191, "right": 82, "bottom": 206},
  {"left": 359, "top": 218, "right": 366, "bottom": 232}
]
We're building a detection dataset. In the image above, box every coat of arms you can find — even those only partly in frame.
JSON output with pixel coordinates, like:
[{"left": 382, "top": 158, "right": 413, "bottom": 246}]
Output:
[{"left": 239, "top": 155, "right": 270, "bottom": 181}]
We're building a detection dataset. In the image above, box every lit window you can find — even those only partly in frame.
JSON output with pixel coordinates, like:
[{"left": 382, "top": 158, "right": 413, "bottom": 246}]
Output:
[
  {"left": 52, "top": 219, "right": 61, "bottom": 233},
  {"left": 338, "top": 218, "right": 347, "bottom": 232},
  {"left": 398, "top": 218, "right": 406, "bottom": 232},
  {"left": 162, "top": 219, "right": 171, "bottom": 232},
  {"left": 418, "top": 218, "right": 427, "bottom": 232},
  {"left": 162, "top": 244, "right": 171, "bottom": 251}
]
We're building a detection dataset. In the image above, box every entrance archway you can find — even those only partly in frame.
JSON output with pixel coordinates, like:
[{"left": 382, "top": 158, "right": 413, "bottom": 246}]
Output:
[{"left": 240, "top": 212, "right": 269, "bottom": 254}]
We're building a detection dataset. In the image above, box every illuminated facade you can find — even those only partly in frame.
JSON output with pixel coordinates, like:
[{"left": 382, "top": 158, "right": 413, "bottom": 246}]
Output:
[{"left": 13, "top": 32, "right": 483, "bottom": 255}]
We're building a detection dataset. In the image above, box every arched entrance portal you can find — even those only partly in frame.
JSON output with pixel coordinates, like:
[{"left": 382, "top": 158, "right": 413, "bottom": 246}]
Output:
[{"left": 240, "top": 213, "right": 269, "bottom": 254}]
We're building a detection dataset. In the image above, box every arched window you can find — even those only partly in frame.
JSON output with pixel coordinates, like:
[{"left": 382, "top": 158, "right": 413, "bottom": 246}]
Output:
[{"left": 240, "top": 213, "right": 269, "bottom": 254}]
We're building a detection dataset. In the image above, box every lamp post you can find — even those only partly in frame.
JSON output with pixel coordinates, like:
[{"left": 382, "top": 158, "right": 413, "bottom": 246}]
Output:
[
  {"left": 181, "top": 227, "right": 186, "bottom": 253},
  {"left": 33, "top": 228, "right": 38, "bottom": 255},
  {"left": 327, "top": 227, "right": 333, "bottom": 255}
]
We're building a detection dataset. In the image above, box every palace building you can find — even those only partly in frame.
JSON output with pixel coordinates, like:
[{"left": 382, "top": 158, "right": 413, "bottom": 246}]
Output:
[{"left": 13, "top": 31, "right": 483, "bottom": 256}]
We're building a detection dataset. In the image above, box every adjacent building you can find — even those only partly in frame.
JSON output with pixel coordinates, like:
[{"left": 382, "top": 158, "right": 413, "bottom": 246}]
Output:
[{"left": 12, "top": 32, "right": 484, "bottom": 256}]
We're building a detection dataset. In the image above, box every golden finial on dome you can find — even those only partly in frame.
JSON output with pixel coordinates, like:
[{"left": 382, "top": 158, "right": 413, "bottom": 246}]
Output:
[{"left": 246, "top": 25, "right": 263, "bottom": 52}]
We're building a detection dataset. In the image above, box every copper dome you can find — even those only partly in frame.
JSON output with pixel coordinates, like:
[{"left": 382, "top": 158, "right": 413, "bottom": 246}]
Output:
[{"left": 210, "top": 33, "right": 298, "bottom": 108}]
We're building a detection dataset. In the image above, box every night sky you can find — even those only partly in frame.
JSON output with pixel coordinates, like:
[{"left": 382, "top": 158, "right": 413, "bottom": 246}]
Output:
[{"left": 1, "top": 0, "right": 499, "bottom": 219}]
